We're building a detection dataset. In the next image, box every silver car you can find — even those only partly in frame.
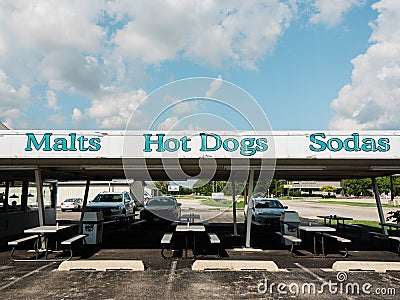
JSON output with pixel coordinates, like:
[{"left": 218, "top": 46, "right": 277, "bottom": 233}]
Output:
[
  {"left": 61, "top": 198, "right": 83, "bottom": 212},
  {"left": 246, "top": 198, "right": 287, "bottom": 226},
  {"left": 86, "top": 192, "right": 136, "bottom": 218}
]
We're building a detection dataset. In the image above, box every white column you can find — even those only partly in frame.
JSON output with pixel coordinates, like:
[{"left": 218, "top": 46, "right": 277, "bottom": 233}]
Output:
[
  {"left": 131, "top": 180, "right": 145, "bottom": 205},
  {"left": 35, "top": 169, "right": 45, "bottom": 226},
  {"left": 372, "top": 177, "right": 388, "bottom": 235},
  {"left": 245, "top": 168, "right": 255, "bottom": 248},
  {"left": 232, "top": 179, "right": 238, "bottom": 236},
  {"left": 78, "top": 179, "right": 90, "bottom": 234}
]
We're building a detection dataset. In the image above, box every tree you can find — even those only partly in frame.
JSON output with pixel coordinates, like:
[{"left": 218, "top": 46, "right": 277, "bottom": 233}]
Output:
[
  {"left": 193, "top": 179, "right": 213, "bottom": 196},
  {"left": 376, "top": 176, "right": 391, "bottom": 194},
  {"left": 253, "top": 179, "right": 272, "bottom": 197},
  {"left": 320, "top": 185, "right": 337, "bottom": 196},
  {"left": 342, "top": 179, "right": 372, "bottom": 197},
  {"left": 154, "top": 181, "right": 168, "bottom": 194},
  {"left": 268, "top": 179, "right": 285, "bottom": 197},
  {"left": 342, "top": 176, "right": 399, "bottom": 197}
]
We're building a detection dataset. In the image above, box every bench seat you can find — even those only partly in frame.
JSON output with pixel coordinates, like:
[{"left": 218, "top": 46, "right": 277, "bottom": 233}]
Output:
[
  {"left": 369, "top": 232, "right": 389, "bottom": 242},
  {"left": 161, "top": 233, "right": 173, "bottom": 244},
  {"left": 61, "top": 234, "right": 87, "bottom": 246},
  {"left": 388, "top": 236, "right": 400, "bottom": 242},
  {"left": 8, "top": 235, "right": 38, "bottom": 246},
  {"left": 208, "top": 233, "right": 220, "bottom": 244},
  {"left": 320, "top": 233, "right": 351, "bottom": 243},
  {"left": 207, "top": 233, "right": 221, "bottom": 258},
  {"left": 161, "top": 233, "right": 174, "bottom": 259},
  {"left": 369, "top": 232, "right": 400, "bottom": 253},
  {"left": 276, "top": 232, "right": 301, "bottom": 257},
  {"left": 346, "top": 224, "right": 364, "bottom": 229},
  {"left": 317, "top": 232, "right": 351, "bottom": 257},
  {"left": 276, "top": 232, "right": 302, "bottom": 243},
  {"left": 61, "top": 234, "right": 87, "bottom": 260}
]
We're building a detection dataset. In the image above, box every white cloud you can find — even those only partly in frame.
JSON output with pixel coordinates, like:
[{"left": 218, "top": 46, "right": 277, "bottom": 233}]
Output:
[
  {"left": 173, "top": 101, "right": 200, "bottom": 116},
  {"left": 110, "top": 0, "right": 293, "bottom": 69},
  {"left": 330, "top": 0, "right": 400, "bottom": 130},
  {"left": 40, "top": 51, "right": 102, "bottom": 94},
  {"left": 0, "top": 0, "right": 298, "bottom": 129},
  {"left": 2, "top": 0, "right": 372, "bottom": 130},
  {"left": 309, "top": 0, "right": 365, "bottom": 27},
  {"left": 205, "top": 75, "right": 223, "bottom": 98},
  {"left": 48, "top": 114, "right": 66, "bottom": 125},
  {"left": 0, "top": 68, "right": 30, "bottom": 127},
  {"left": 0, "top": 1, "right": 105, "bottom": 90},
  {"left": 157, "top": 116, "right": 179, "bottom": 130},
  {"left": 46, "top": 90, "right": 59, "bottom": 111},
  {"left": 72, "top": 108, "right": 84, "bottom": 127},
  {"left": 86, "top": 87, "right": 147, "bottom": 129}
]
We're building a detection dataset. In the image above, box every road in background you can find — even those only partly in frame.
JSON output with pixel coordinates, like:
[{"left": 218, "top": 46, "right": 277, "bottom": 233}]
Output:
[
  {"left": 57, "top": 196, "right": 398, "bottom": 223},
  {"left": 280, "top": 199, "right": 395, "bottom": 221}
]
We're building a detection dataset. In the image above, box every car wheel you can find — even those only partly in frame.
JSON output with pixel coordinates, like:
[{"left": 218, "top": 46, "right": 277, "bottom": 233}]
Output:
[
  {"left": 61, "top": 209, "right": 65, "bottom": 212},
  {"left": 77, "top": 206, "right": 81, "bottom": 212}
]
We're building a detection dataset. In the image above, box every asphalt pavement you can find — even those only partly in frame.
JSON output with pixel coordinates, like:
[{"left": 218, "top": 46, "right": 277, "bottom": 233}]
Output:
[{"left": 2, "top": 199, "right": 400, "bottom": 299}]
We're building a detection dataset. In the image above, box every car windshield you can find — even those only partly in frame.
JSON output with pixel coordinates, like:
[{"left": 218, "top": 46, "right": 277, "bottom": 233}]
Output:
[
  {"left": 147, "top": 198, "right": 175, "bottom": 206},
  {"left": 255, "top": 200, "right": 283, "bottom": 209},
  {"left": 65, "top": 199, "right": 78, "bottom": 202},
  {"left": 92, "top": 194, "right": 122, "bottom": 203}
]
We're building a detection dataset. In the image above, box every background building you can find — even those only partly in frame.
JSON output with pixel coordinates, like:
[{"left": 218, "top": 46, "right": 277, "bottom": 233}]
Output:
[{"left": 288, "top": 181, "right": 342, "bottom": 196}]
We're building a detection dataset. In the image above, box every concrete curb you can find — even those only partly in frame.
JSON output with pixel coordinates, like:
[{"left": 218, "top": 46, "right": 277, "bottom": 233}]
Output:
[
  {"left": 192, "top": 260, "right": 280, "bottom": 271},
  {"left": 332, "top": 261, "right": 400, "bottom": 273},
  {"left": 57, "top": 260, "right": 145, "bottom": 271}
]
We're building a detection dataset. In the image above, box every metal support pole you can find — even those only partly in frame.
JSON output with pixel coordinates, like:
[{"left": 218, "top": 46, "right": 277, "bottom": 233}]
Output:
[
  {"left": 244, "top": 183, "right": 247, "bottom": 205},
  {"left": 21, "top": 181, "right": 29, "bottom": 212},
  {"left": 35, "top": 169, "right": 45, "bottom": 226},
  {"left": 4, "top": 181, "right": 9, "bottom": 215},
  {"left": 232, "top": 179, "right": 238, "bottom": 236},
  {"left": 390, "top": 176, "right": 395, "bottom": 204},
  {"left": 245, "top": 169, "right": 255, "bottom": 248},
  {"left": 78, "top": 179, "right": 90, "bottom": 234},
  {"left": 372, "top": 177, "right": 388, "bottom": 235}
]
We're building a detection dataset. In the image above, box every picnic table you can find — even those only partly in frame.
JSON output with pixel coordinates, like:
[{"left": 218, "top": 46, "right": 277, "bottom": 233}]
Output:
[
  {"left": 9, "top": 224, "right": 77, "bottom": 261},
  {"left": 317, "top": 215, "right": 353, "bottom": 232},
  {"left": 298, "top": 225, "right": 336, "bottom": 256},
  {"left": 175, "top": 224, "right": 206, "bottom": 258},
  {"left": 379, "top": 222, "right": 400, "bottom": 233},
  {"left": 181, "top": 213, "right": 200, "bottom": 224}
]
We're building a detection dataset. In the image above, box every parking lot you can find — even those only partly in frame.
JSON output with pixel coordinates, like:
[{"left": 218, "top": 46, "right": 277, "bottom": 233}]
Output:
[{"left": 1, "top": 210, "right": 400, "bottom": 299}]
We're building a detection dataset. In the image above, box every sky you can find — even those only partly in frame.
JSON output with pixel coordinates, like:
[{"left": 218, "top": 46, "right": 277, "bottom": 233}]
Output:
[{"left": 1, "top": 0, "right": 399, "bottom": 132}]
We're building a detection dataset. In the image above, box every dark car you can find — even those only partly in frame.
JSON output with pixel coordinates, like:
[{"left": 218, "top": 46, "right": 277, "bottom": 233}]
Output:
[
  {"left": 140, "top": 196, "right": 181, "bottom": 223},
  {"left": 245, "top": 198, "right": 287, "bottom": 226}
]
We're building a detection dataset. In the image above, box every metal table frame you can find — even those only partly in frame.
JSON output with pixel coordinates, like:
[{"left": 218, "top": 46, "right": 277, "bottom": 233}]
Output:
[
  {"left": 11, "top": 225, "right": 76, "bottom": 261},
  {"left": 175, "top": 224, "right": 206, "bottom": 259}
]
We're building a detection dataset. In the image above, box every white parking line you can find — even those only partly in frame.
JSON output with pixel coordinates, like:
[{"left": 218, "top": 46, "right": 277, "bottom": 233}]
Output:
[
  {"left": 166, "top": 260, "right": 177, "bottom": 298},
  {"left": 294, "top": 263, "right": 352, "bottom": 300},
  {"left": 293, "top": 263, "right": 324, "bottom": 282},
  {"left": 0, "top": 263, "right": 55, "bottom": 291},
  {"left": 168, "top": 260, "right": 177, "bottom": 283},
  {"left": 385, "top": 274, "right": 400, "bottom": 283}
]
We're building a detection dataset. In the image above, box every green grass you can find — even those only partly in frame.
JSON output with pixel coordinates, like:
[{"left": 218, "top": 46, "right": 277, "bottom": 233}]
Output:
[
  {"left": 201, "top": 199, "right": 245, "bottom": 209},
  {"left": 311, "top": 200, "right": 392, "bottom": 207},
  {"left": 313, "top": 219, "right": 383, "bottom": 232},
  {"left": 344, "top": 220, "right": 382, "bottom": 232},
  {"left": 278, "top": 196, "right": 294, "bottom": 200}
]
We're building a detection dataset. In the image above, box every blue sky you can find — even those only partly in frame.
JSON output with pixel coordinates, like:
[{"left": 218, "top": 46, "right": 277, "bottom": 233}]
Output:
[{"left": 1, "top": 0, "right": 399, "bottom": 131}]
